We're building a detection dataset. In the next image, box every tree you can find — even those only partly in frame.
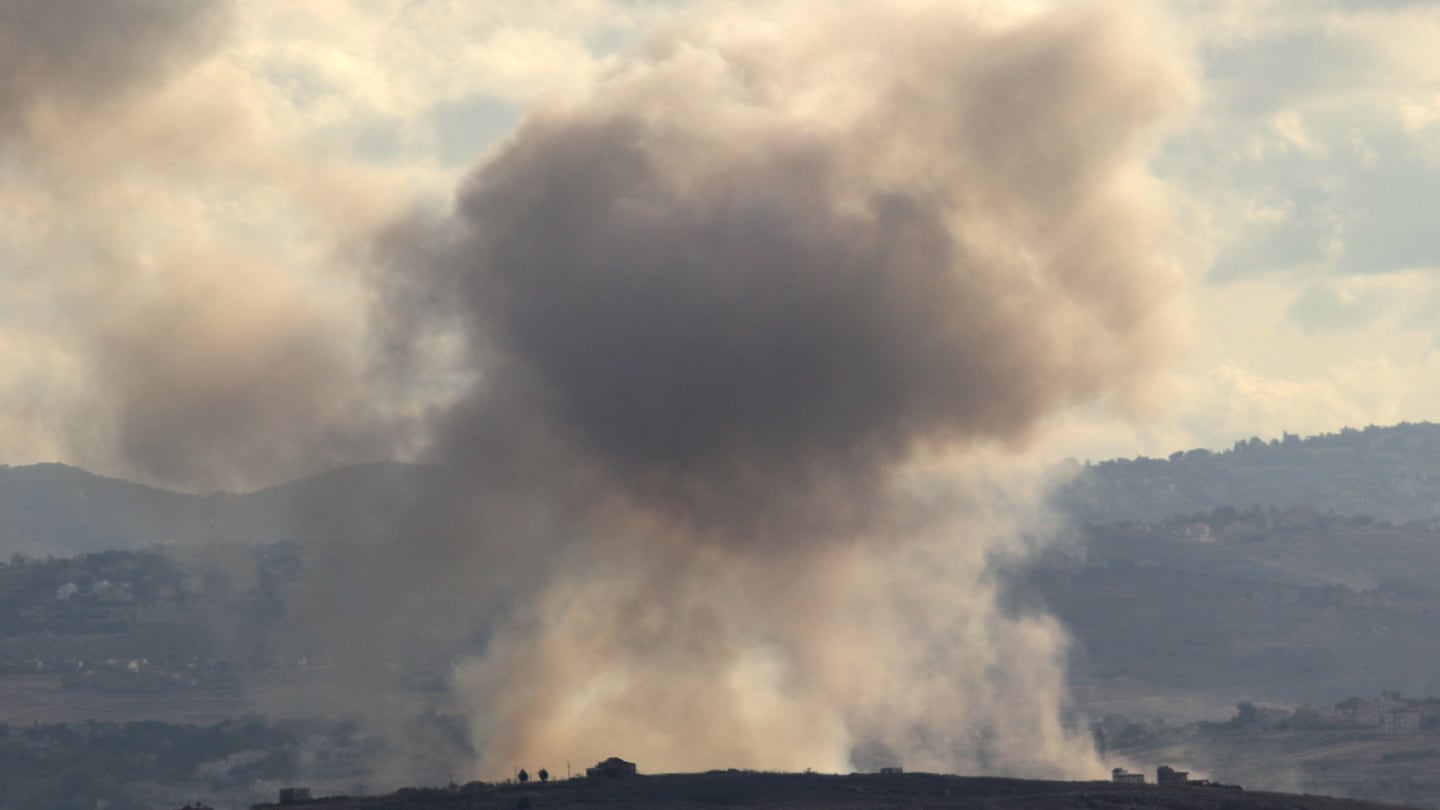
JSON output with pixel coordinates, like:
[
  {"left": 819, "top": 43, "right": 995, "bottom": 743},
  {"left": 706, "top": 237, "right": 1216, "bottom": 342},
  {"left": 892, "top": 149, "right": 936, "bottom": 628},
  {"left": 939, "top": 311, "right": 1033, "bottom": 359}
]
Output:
[
  {"left": 517, "top": 769, "right": 529, "bottom": 783},
  {"left": 538, "top": 768, "right": 549, "bottom": 783}
]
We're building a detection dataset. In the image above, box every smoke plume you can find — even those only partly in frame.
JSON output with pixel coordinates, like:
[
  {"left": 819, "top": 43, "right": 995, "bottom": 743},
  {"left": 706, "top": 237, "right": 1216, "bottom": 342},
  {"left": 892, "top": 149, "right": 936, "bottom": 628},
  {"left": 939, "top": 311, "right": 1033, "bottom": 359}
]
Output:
[
  {"left": 0, "top": 0, "right": 424, "bottom": 491},
  {"left": 360, "top": 0, "right": 1195, "bottom": 780},
  {"left": 0, "top": 0, "right": 226, "bottom": 129},
  {"left": 0, "top": 0, "right": 1198, "bottom": 784}
]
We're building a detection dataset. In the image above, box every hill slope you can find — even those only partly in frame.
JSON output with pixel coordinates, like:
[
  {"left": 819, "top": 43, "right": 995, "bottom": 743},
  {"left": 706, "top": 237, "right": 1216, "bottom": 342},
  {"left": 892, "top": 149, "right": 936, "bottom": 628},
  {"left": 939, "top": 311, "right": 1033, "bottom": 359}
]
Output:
[
  {"left": 5, "top": 421, "right": 1440, "bottom": 558},
  {"left": 1053, "top": 422, "right": 1440, "bottom": 524},
  {"left": 0, "top": 461, "right": 434, "bottom": 557}
]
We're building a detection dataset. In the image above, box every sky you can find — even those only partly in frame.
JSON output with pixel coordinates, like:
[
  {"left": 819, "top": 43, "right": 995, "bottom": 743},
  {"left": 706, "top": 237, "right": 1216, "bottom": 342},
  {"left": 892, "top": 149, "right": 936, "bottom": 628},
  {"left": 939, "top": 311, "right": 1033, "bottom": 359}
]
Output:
[{"left": 2, "top": 0, "right": 1439, "bottom": 491}]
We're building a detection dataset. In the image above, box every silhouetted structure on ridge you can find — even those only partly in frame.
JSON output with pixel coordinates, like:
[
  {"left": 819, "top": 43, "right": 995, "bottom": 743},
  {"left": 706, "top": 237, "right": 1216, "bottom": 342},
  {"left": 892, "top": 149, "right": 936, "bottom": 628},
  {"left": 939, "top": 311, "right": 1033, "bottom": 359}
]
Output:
[
  {"left": 1111, "top": 767, "right": 1145, "bottom": 784},
  {"left": 278, "top": 787, "right": 312, "bottom": 804},
  {"left": 587, "top": 757, "right": 637, "bottom": 779},
  {"left": 1157, "top": 765, "right": 1189, "bottom": 784}
]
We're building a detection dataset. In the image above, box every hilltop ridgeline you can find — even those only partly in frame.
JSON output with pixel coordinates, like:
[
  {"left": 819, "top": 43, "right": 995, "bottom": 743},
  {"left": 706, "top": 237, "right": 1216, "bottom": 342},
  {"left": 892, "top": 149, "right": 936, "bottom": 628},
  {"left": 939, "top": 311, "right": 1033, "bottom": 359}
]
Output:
[
  {"left": 243, "top": 770, "right": 1417, "bottom": 810},
  {"left": 7, "top": 422, "right": 1440, "bottom": 560},
  {"left": 0, "top": 461, "right": 435, "bottom": 557},
  {"left": 5, "top": 422, "right": 1440, "bottom": 558},
  {"left": 1053, "top": 422, "right": 1440, "bottom": 525}
]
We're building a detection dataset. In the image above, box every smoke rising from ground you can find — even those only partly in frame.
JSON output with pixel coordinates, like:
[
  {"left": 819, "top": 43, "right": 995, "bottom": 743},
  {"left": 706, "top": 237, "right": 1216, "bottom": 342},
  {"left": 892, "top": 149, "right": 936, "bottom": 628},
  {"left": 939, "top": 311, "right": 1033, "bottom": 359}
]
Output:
[
  {"left": 0, "top": 0, "right": 1197, "bottom": 784},
  {"left": 358, "top": 0, "right": 1196, "bottom": 780},
  {"left": 414, "top": 1, "right": 1193, "bottom": 547}
]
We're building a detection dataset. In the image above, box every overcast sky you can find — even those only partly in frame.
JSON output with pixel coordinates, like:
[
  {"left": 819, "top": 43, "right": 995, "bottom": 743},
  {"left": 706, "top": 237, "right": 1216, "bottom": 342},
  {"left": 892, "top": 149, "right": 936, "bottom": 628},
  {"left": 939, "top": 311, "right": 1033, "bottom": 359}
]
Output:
[{"left": 2, "top": 0, "right": 1438, "bottom": 489}]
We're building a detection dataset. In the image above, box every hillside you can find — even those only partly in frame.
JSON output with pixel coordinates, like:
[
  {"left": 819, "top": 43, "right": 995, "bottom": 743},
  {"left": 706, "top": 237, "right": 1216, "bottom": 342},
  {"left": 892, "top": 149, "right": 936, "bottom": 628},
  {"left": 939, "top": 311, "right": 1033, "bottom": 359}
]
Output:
[
  {"left": 1053, "top": 422, "right": 1440, "bottom": 524},
  {"left": 0, "top": 461, "right": 433, "bottom": 557},
  {"left": 0, "top": 463, "right": 247, "bottom": 557},
  {"left": 5, "top": 425, "right": 1440, "bottom": 808},
  {"left": 1101, "top": 700, "right": 1440, "bottom": 809},
  {"left": 4, "top": 422, "right": 1440, "bottom": 559},
  {"left": 1015, "top": 509, "right": 1440, "bottom": 704},
  {"left": 244, "top": 770, "right": 1419, "bottom": 810}
]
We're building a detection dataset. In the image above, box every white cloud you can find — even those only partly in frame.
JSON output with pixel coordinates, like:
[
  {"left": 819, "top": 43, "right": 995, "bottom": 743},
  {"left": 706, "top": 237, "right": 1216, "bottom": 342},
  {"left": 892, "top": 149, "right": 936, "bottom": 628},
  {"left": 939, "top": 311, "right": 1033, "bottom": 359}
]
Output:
[{"left": 1159, "top": 0, "right": 1440, "bottom": 283}]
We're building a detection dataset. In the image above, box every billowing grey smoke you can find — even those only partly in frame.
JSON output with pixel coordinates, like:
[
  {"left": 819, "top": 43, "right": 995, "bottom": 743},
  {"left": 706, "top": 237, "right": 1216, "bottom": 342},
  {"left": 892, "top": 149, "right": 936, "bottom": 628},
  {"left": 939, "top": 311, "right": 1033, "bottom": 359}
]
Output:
[
  {"left": 0, "top": 0, "right": 1197, "bottom": 786},
  {"left": 362, "top": 0, "right": 1195, "bottom": 779},
  {"left": 0, "top": 0, "right": 226, "bottom": 129},
  {"left": 0, "top": 0, "right": 425, "bottom": 493},
  {"left": 407, "top": 1, "right": 1190, "bottom": 542}
]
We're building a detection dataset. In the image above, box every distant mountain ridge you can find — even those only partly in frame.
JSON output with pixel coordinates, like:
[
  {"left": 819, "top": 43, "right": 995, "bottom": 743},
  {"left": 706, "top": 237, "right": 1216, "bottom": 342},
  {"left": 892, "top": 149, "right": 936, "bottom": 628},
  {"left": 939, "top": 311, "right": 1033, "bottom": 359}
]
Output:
[
  {"left": 1053, "top": 422, "right": 1440, "bottom": 525},
  {"left": 5, "top": 429, "right": 1440, "bottom": 808},
  {"left": 5, "top": 421, "right": 1440, "bottom": 558},
  {"left": 0, "top": 461, "right": 434, "bottom": 557},
  {"left": 244, "top": 770, "right": 1417, "bottom": 810}
]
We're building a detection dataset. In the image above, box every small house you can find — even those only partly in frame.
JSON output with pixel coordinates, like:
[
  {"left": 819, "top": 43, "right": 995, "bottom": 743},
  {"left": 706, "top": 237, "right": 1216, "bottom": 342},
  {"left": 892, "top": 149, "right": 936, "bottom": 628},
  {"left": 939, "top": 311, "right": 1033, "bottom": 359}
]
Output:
[
  {"left": 587, "top": 757, "right": 637, "bottom": 779},
  {"left": 1157, "top": 765, "right": 1189, "bottom": 784},
  {"left": 1111, "top": 767, "right": 1145, "bottom": 784}
]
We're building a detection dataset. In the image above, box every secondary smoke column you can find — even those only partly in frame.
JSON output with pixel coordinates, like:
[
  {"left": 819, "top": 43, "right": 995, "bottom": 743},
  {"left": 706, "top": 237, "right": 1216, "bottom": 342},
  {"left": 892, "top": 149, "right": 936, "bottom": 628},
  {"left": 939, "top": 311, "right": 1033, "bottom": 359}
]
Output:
[
  {"left": 377, "top": 0, "right": 1194, "bottom": 779},
  {"left": 0, "top": 0, "right": 225, "bottom": 124},
  {"left": 0, "top": 0, "right": 428, "bottom": 492}
]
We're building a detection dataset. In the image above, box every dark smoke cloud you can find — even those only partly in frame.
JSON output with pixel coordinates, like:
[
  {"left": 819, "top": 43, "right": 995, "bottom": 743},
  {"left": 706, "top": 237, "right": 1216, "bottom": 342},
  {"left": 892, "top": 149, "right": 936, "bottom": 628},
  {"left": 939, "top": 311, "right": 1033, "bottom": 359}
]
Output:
[
  {"left": 82, "top": 264, "right": 400, "bottom": 491},
  {"left": 346, "top": 0, "right": 1196, "bottom": 779},
  {"left": 0, "top": 0, "right": 431, "bottom": 492},
  {"left": 0, "top": 0, "right": 228, "bottom": 129},
  {"left": 401, "top": 0, "right": 1191, "bottom": 547},
  {"left": 1, "top": 0, "right": 1196, "bottom": 785}
]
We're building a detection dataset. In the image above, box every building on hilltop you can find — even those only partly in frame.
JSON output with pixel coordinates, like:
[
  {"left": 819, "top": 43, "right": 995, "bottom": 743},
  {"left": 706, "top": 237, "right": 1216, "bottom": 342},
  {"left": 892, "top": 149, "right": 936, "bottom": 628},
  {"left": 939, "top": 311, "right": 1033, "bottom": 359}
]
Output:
[
  {"left": 1157, "top": 765, "right": 1189, "bottom": 784},
  {"left": 278, "top": 786, "right": 312, "bottom": 804},
  {"left": 1383, "top": 707, "right": 1424, "bottom": 734},
  {"left": 1111, "top": 767, "right": 1145, "bottom": 784},
  {"left": 587, "top": 757, "right": 637, "bottom": 779}
]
